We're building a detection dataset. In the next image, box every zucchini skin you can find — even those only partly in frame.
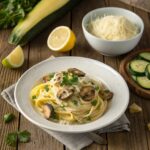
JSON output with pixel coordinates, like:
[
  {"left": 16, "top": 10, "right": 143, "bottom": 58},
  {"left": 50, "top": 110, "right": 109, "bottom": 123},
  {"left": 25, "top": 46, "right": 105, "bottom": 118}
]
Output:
[
  {"left": 8, "top": 0, "right": 81, "bottom": 45},
  {"left": 139, "top": 52, "right": 150, "bottom": 62},
  {"left": 145, "top": 64, "right": 150, "bottom": 80}
]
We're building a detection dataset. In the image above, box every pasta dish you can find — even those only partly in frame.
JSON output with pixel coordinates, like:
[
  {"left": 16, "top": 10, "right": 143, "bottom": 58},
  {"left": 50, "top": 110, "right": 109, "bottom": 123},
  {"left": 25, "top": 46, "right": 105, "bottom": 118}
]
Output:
[{"left": 30, "top": 68, "right": 113, "bottom": 124}]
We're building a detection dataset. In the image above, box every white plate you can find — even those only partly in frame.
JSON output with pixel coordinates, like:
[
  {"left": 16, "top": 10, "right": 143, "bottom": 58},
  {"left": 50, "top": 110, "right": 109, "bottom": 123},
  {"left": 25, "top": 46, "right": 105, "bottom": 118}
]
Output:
[{"left": 15, "top": 56, "right": 129, "bottom": 133}]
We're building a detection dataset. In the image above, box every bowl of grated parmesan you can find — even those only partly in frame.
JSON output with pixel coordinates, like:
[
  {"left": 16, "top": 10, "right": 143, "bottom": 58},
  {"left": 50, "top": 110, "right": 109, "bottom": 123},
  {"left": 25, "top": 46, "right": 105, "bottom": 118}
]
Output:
[{"left": 82, "top": 7, "right": 144, "bottom": 56}]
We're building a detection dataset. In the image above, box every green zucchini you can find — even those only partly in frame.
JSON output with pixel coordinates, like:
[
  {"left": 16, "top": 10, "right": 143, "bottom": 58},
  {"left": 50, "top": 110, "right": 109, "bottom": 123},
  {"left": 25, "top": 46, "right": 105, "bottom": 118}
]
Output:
[
  {"left": 8, "top": 0, "right": 81, "bottom": 45},
  {"left": 131, "top": 75, "right": 137, "bottom": 81},
  {"left": 145, "top": 64, "right": 150, "bottom": 80},
  {"left": 136, "top": 76, "right": 150, "bottom": 89},
  {"left": 129, "top": 59, "right": 149, "bottom": 76},
  {"left": 139, "top": 52, "right": 150, "bottom": 62}
]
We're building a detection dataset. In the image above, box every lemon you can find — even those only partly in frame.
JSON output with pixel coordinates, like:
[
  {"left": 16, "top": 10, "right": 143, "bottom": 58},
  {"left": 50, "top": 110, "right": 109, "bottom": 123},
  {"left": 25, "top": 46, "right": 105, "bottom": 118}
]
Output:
[
  {"left": 47, "top": 26, "right": 76, "bottom": 52},
  {"left": 2, "top": 45, "right": 24, "bottom": 68}
]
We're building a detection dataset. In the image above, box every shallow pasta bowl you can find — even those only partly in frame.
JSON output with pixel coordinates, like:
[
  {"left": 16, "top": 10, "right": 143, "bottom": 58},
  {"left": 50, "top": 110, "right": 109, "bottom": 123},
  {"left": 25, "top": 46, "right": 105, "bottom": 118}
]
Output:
[{"left": 15, "top": 56, "right": 129, "bottom": 133}]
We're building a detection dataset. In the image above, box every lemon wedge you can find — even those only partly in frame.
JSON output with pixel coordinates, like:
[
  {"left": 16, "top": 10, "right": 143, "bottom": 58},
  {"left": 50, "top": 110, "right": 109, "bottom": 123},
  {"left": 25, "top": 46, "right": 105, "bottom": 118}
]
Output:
[
  {"left": 2, "top": 45, "right": 24, "bottom": 68},
  {"left": 47, "top": 26, "right": 76, "bottom": 52}
]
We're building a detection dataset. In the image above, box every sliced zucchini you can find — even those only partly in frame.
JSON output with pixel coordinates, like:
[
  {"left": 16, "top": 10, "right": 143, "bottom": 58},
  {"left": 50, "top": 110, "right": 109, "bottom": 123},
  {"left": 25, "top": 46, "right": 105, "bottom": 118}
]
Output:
[
  {"left": 145, "top": 64, "right": 150, "bottom": 80},
  {"left": 131, "top": 75, "right": 137, "bottom": 81},
  {"left": 129, "top": 59, "right": 149, "bottom": 76},
  {"left": 136, "top": 76, "right": 150, "bottom": 89},
  {"left": 139, "top": 52, "right": 150, "bottom": 62}
]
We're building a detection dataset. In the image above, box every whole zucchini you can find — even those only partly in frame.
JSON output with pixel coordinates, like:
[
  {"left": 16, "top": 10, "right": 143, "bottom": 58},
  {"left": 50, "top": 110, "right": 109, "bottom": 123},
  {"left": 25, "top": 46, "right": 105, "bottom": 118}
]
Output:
[{"left": 8, "top": 0, "right": 81, "bottom": 45}]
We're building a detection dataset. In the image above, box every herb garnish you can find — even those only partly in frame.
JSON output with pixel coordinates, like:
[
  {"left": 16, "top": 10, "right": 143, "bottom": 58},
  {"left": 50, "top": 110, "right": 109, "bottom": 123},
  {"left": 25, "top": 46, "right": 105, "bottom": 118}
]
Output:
[
  {"left": 4, "top": 113, "right": 15, "bottom": 123},
  {"left": 73, "top": 100, "right": 78, "bottom": 106},
  {"left": 18, "top": 130, "right": 31, "bottom": 143},
  {"left": 32, "top": 95, "right": 36, "bottom": 99},
  {"left": 6, "top": 132, "right": 18, "bottom": 147},
  {"left": 44, "top": 85, "right": 49, "bottom": 92},
  {"left": 61, "top": 72, "right": 78, "bottom": 86},
  {"left": 0, "top": 0, "right": 40, "bottom": 29},
  {"left": 49, "top": 72, "right": 55, "bottom": 79},
  {"left": 6, "top": 130, "right": 31, "bottom": 147},
  {"left": 95, "top": 86, "right": 100, "bottom": 91},
  {"left": 91, "top": 100, "right": 97, "bottom": 106}
]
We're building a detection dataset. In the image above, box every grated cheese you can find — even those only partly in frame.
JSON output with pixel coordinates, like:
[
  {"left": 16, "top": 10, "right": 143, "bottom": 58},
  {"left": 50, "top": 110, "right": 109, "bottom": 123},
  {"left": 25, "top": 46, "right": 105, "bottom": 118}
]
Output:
[{"left": 88, "top": 15, "right": 139, "bottom": 41}]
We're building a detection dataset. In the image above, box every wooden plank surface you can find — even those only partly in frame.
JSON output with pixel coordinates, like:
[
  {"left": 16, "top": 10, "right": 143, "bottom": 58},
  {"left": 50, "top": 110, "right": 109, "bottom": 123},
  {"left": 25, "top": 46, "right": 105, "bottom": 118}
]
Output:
[
  {"left": 119, "top": 0, "right": 150, "bottom": 13},
  {"left": 0, "top": 0, "right": 150, "bottom": 150}
]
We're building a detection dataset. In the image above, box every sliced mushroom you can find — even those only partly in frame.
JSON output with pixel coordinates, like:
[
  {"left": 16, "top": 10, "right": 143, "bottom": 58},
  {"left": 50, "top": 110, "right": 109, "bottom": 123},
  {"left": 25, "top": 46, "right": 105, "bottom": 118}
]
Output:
[
  {"left": 68, "top": 68, "right": 85, "bottom": 77},
  {"left": 99, "top": 90, "right": 113, "bottom": 101},
  {"left": 42, "top": 103, "right": 54, "bottom": 119},
  {"left": 57, "top": 87, "right": 74, "bottom": 100},
  {"left": 43, "top": 75, "right": 50, "bottom": 82},
  {"left": 80, "top": 86, "right": 95, "bottom": 101}
]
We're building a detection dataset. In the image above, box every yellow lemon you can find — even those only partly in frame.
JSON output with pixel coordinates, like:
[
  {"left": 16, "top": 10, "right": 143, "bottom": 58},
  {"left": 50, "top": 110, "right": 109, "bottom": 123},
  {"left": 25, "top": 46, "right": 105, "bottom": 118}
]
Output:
[
  {"left": 47, "top": 26, "right": 76, "bottom": 52},
  {"left": 2, "top": 45, "right": 24, "bottom": 68}
]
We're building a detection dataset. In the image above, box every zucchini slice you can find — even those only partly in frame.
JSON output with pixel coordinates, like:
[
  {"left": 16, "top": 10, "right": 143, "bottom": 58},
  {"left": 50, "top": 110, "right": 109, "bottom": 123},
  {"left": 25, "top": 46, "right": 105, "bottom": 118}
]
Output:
[
  {"left": 139, "top": 52, "right": 150, "bottom": 62},
  {"left": 136, "top": 76, "right": 150, "bottom": 89},
  {"left": 129, "top": 59, "right": 149, "bottom": 76},
  {"left": 145, "top": 64, "right": 150, "bottom": 80},
  {"left": 131, "top": 75, "right": 137, "bottom": 81}
]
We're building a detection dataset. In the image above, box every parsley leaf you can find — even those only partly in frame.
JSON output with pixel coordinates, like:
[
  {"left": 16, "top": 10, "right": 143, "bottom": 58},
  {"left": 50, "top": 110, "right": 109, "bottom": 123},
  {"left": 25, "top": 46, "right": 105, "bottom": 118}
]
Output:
[
  {"left": 4, "top": 113, "right": 15, "bottom": 123},
  {"left": 49, "top": 72, "right": 55, "bottom": 79},
  {"left": 44, "top": 85, "right": 49, "bottom": 92},
  {"left": 5, "top": 130, "right": 31, "bottom": 147},
  {"left": 18, "top": 130, "right": 31, "bottom": 143},
  {"left": 32, "top": 95, "right": 36, "bottom": 99},
  {"left": 61, "top": 72, "right": 78, "bottom": 86},
  {"left": 0, "top": 0, "right": 40, "bottom": 29},
  {"left": 95, "top": 86, "right": 100, "bottom": 91},
  {"left": 91, "top": 100, "right": 97, "bottom": 106},
  {"left": 6, "top": 132, "right": 18, "bottom": 147},
  {"left": 73, "top": 100, "right": 78, "bottom": 106}
]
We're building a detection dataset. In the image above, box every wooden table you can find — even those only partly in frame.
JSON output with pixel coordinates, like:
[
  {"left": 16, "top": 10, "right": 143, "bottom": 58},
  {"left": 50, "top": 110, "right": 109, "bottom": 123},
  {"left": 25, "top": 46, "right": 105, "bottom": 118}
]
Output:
[{"left": 1, "top": 0, "right": 150, "bottom": 149}]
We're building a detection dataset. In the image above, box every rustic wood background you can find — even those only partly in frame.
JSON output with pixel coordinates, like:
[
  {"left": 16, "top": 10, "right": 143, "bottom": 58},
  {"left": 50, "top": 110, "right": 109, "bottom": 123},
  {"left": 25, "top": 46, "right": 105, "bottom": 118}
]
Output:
[
  {"left": 0, "top": 0, "right": 150, "bottom": 150},
  {"left": 120, "top": 0, "right": 150, "bottom": 12}
]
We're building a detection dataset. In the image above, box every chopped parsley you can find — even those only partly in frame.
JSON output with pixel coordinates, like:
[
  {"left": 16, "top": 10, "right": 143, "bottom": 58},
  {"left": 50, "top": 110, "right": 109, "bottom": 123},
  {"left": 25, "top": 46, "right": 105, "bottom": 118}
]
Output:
[
  {"left": 6, "top": 132, "right": 18, "bottom": 147},
  {"left": 73, "top": 100, "right": 78, "bottom": 106},
  {"left": 51, "top": 112, "right": 59, "bottom": 120},
  {"left": 91, "top": 100, "right": 97, "bottom": 106},
  {"left": 32, "top": 95, "right": 36, "bottom": 99},
  {"left": 4, "top": 113, "right": 15, "bottom": 123},
  {"left": 95, "top": 86, "right": 100, "bottom": 91},
  {"left": 61, "top": 72, "right": 78, "bottom": 86},
  {"left": 86, "top": 116, "right": 91, "bottom": 121},
  {"left": 18, "top": 130, "right": 31, "bottom": 143},
  {"left": 5, "top": 130, "right": 31, "bottom": 147},
  {"left": 49, "top": 73, "right": 55, "bottom": 79},
  {"left": 44, "top": 85, "right": 49, "bottom": 92}
]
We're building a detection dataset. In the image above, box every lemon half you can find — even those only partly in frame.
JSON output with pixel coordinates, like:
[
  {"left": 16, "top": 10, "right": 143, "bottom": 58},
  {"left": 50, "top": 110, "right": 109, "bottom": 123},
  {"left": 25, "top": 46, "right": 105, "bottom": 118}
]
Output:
[
  {"left": 2, "top": 45, "right": 24, "bottom": 68},
  {"left": 47, "top": 26, "right": 76, "bottom": 52}
]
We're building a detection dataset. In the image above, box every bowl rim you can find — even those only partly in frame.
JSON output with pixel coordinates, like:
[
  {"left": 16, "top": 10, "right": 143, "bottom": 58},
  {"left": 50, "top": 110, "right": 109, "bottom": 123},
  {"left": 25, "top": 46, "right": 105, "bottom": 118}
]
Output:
[
  {"left": 14, "top": 56, "right": 130, "bottom": 133},
  {"left": 82, "top": 7, "right": 144, "bottom": 43}
]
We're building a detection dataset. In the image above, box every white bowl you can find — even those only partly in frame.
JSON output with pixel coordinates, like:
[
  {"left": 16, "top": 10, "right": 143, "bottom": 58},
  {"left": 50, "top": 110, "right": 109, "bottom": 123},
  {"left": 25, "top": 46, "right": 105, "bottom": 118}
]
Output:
[
  {"left": 82, "top": 7, "right": 144, "bottom": 56},
  {"left": 15, "top": 57, "right": 129, "bottom": 133}
]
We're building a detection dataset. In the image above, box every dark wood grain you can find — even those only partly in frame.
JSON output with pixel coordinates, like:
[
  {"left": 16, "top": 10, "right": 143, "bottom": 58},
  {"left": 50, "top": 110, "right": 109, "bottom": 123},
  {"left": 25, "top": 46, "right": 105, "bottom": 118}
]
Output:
[{"left": 119, "top": 0, "right": 150, "bottom": 13}]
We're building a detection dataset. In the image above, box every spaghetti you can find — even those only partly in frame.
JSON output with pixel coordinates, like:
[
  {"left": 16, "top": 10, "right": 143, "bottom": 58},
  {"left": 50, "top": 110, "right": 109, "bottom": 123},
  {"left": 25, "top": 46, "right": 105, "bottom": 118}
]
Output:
[{"left": 30, "top": 68, "right": 113, "bottom": 124}]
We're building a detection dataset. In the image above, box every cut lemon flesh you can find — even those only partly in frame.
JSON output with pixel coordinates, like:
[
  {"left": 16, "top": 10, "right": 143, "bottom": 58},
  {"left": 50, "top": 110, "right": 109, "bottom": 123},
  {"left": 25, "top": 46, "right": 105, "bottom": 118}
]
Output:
[
  {"left": 2, "top": 45, "right": 24, "bottom": 68},
  {"left": 47, "top": 26, "right": 76, "bottom": 52}
]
